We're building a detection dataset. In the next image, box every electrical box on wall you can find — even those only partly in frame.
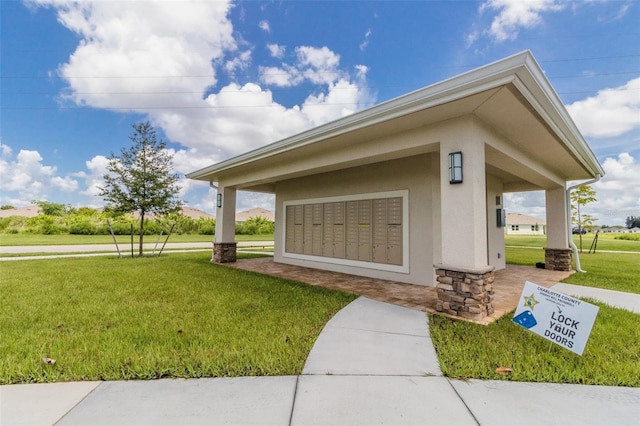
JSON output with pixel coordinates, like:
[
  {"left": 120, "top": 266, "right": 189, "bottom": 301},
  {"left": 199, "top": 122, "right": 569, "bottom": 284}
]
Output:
[{"left": 496, "top": 208, "right": 506, "bottom": 227}]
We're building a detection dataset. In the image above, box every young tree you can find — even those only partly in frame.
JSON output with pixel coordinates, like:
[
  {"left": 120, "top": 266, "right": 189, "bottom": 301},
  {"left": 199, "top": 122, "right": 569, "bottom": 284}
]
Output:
[
  {"left": 570, "top": 184, "right": 597, "bottom": 252},
  {"left": 100, "top": 121, "right": 183, "bottom": 256}
]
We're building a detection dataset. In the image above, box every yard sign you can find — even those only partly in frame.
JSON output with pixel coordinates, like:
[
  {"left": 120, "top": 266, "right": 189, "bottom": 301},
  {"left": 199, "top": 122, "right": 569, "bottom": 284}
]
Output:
[{"left": 513, "top": 281, "right": 599, "bottom": 355}]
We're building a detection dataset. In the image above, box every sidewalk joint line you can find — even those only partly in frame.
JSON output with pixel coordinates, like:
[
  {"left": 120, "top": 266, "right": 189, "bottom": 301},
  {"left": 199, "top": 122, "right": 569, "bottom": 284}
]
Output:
[
  {"left": 53, "top": 382, "right": 103, "bottom": 426},
  {"left": 288, "top": 375, "right": 300, "bottom": 426},
  {"left": 446, "top": 379, "right": 480, "bottom": 426},
  {"left": 328, "top": 325, "right": 428, "bottom": 339}
]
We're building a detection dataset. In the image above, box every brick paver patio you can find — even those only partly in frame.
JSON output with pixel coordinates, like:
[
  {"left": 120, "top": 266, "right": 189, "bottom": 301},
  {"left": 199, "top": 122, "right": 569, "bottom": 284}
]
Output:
[{"left": 224, "top": 257, "right": 573, "bottom": 324}]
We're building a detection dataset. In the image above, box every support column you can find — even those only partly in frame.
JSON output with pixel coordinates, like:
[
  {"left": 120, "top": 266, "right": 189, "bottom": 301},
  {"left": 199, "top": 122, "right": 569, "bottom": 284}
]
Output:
[
  {"left": 439, "top": 133, "right": 488, "bottom": 270},
  {"left": 435, "top": 264, "right": 495, "bottom": 321},
  {"left": 213, "top": 186, "right": 237, "bottom": 263},
  {"left": 435, "top": 120, "right": 494, "bottom": 320},
  {"left": 545, "top": 186, "right": 572, "bottom": 271}
]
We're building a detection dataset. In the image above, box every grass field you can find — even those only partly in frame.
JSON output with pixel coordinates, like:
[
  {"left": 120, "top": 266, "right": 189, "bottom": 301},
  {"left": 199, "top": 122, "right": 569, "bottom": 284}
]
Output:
[
  {"left": 506, "top": 233, "right": 640, "bottom": 252},
  {"left": 0, "top": 252, "right": 355, "bottom": 384},
  {"left": 504, "top": 235, "right": 640, "bottom": 295}
]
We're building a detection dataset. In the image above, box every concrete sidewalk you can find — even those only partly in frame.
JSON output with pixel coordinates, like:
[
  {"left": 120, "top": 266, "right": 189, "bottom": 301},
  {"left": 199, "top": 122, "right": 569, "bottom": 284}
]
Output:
[
  {"left": 2, "top": 296, "right": 639, "bottom": 425},
  {"left": 551, "top": 282, "right": 640, "bottom": 314}
]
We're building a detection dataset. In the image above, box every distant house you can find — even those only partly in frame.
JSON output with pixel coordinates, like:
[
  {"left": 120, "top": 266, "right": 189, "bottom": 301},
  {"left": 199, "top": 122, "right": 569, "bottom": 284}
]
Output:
[
  {"left": 629, "top": 227, "right": 640, "bottom": 234},
  {"left": 505, "top": 213, "right": 546, "bottom": 235},
  {"left": 235, "top": 208, "right": 275, "bottom": 224}
]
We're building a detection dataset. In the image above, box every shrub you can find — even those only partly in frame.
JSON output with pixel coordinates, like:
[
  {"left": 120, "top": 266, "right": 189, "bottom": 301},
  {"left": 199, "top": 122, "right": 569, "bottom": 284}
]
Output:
[
  {"left": 69, "top": 219, "right": 99, "bottom": 235},
  {"left": 236, "top": 216, "right": 274, "bottom": 235},
  {"left": 0, "top": 217, "right": 11, "bottom": 232},
  {"left": 615, "top": 234, "right": 640, "bottom": 241},
  {"left": 25, "top": 215, "right": 67, "bottom": 235}
]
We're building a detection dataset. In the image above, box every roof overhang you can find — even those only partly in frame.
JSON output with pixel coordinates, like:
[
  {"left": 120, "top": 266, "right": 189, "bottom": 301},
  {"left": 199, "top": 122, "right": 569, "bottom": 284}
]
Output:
[{"left": 187, "top": 51, "right": 604, "bottom": 192}]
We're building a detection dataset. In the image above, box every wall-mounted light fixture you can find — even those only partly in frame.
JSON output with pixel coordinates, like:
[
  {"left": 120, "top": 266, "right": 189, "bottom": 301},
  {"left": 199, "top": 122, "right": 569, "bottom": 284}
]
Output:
[
  {"left": 217, "top": 193, "right": 223, "bottom": 208},
  {"left": 449, "top": 151, "right": 463, "bottom": 184}
]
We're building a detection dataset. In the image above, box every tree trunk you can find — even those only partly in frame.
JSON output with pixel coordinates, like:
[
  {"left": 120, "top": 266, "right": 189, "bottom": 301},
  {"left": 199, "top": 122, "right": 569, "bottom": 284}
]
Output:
[{"left": 139, "top": 210, "right": 145, "bottom": 257}]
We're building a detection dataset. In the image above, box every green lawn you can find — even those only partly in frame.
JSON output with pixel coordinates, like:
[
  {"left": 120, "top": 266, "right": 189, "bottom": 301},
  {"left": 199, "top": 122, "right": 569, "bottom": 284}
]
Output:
[
  {"left": 506, "top": 247, "right": 640, "bottom": 294},
  {"left": 506, "top": 233, "right": 640, "bottom": 252},
  {"left": 3, "top": 232, "right": 638, "bottom": 387},
  {"left": 430, "top": 233, "right": 640, "bottom": 387},
  {"left": 0, "top": 233, "right": 274, "bottom": 246},
  {"left": 0, "top": 252, "right": 355, "bottom": 384},
  {"left": 430, "top": 301, "right": 640, "bottom": 387}
]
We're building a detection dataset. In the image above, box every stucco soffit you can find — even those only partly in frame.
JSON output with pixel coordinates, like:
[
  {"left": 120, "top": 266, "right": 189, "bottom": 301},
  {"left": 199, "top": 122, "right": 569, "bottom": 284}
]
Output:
[{"left": 510, "top": 67, "right": 604, "bottom": 178}]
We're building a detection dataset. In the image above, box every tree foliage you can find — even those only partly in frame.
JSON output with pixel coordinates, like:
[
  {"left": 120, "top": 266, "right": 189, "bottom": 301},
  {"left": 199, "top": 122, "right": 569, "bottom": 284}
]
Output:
[
  {"left": 32, "top": 200, "right": 71, "bottom": 216},
  {"left": 235, "top": 216, "right": 275, "bottom": 235},
  {"left": 99, "top": 121, "right": 183, "bottom": 255},
  {"left": 625, "top": 216, "right": 640, "bottom": 229},
  {"left": 570, "top": 184, "right": 597, "bottom": 252}
]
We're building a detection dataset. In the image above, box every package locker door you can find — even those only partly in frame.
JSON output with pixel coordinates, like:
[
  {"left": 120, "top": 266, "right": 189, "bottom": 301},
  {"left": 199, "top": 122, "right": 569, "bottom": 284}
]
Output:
[
  {"left": 345, "top": 201, "right": 359, "bottom": 260},
  {"left": 387, "top": 197, "right": 403, "bottom": 265},
  {"left": 372, "top": 199, "right": 388, "bottom": 263},
  {"left": 303, "top": 204, "right": 313, "bottom": 254},
  {"left": 312, "top": 203, "right": 323, "bottom": 256},
  {"left": 293, "top": 205, "right": 304, "bottom": 253},
  {"left": 333, "top": 202, "right": 345, "bottom": 259},
  {"left": 286, "top": 205, "right": 295, "bottom": 253},
  {"left": 322, "top": 203, "right": 335, "bottom": 257},
  {"left": 357, "top": 200, "right": 372, "bottom": 262}
]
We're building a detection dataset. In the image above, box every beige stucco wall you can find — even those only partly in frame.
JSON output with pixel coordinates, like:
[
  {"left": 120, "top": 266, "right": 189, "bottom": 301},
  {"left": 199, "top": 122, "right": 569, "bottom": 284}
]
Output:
[{"left": 274, "top": 154, "right": 438, "bottom": 286}]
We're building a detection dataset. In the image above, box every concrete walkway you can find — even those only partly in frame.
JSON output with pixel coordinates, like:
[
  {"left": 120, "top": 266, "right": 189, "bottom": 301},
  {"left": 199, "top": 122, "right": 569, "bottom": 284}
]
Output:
[
  {"left": 2, "top": 294, "right": 639, "bottom": 425},
  {"left": 551, "top": 282, "right": 640, "bottom": 314}
]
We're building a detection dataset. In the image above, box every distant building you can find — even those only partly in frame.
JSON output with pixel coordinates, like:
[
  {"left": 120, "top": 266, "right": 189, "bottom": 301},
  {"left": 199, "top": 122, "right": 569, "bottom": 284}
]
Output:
[{"left": 505, "top": 213, "right": 546, "bottom": 235}]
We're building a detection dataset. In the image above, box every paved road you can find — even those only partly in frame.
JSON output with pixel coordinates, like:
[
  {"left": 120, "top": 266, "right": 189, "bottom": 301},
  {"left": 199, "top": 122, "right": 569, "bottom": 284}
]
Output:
[{"left": 0, "top": 241, "right": 274, "bottom": 254}]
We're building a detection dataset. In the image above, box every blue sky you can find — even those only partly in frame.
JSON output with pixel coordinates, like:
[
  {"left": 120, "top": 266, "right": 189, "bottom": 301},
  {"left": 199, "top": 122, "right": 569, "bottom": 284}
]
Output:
[{"left": 1, "top": 0, "right": 638, "bottom": 226}]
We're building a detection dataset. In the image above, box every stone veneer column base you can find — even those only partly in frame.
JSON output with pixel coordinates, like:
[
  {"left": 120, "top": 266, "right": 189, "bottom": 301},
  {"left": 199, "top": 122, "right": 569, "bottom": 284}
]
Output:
[
  {"left": 434, "top": 264, "right": 495, "bottom": 321},
  {"left": 212, "top": 242, "right": 237, "bottom": 263},
  {"left": 544, "top": 248, "right": 572, "bottom": 271}
]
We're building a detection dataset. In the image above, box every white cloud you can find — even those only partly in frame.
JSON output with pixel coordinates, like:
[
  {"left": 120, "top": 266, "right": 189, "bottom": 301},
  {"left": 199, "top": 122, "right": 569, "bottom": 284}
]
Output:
[
  {"left": 225, "top": 49, "right": 252, "bottom": 75},
  {"left": 302, "top": 68, "right": 372, "bottom": 127},
  {"left": 592, "top": 153, "right": 640, "bottom": 224},
  {"left": 479, "top": 0, "right": 564, "bottom": 42},
  {"left": 51, "top": 176, "right": 79, "bottom": 192},
  {"left": 0, "top": 145, "right": 79, "bottom": 203},
  {"left": 25, "top": 1, "right": 373, "bottom": 209},
  {"left": 267, "top": 43, "right": 286, "bottom": 59},
  {"left": 259, "top": 65, "right": 304, "bottom": 87},
  {"left": 30, "top": 0, "right": 235, "bottom": 113},
  {"left": 505, "top": 153, "right": 640, "bottom": 227},
  {"left": 258, "top": 20, "right": 270, "bottom": 32},
  {"left": 566, "top": 77, "right": 640, "bottom": 138},
  {"left": 296, "top": 46, "right": 342, "bottom": 85},
  {"left": 74, "top": 155, "right": 110, "bottom": 198},
  {"left": 259, "top": 46, "right": 344, "bottom": 88},
  {"left": 359, "top": 29, "right": 372, "bottom": 51}
]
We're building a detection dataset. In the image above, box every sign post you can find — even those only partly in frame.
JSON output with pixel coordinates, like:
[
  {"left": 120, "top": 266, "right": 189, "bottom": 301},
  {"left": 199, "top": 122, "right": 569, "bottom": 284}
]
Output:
[{"left": 513, "top": 281, "right": 599, "bottom": 355}]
